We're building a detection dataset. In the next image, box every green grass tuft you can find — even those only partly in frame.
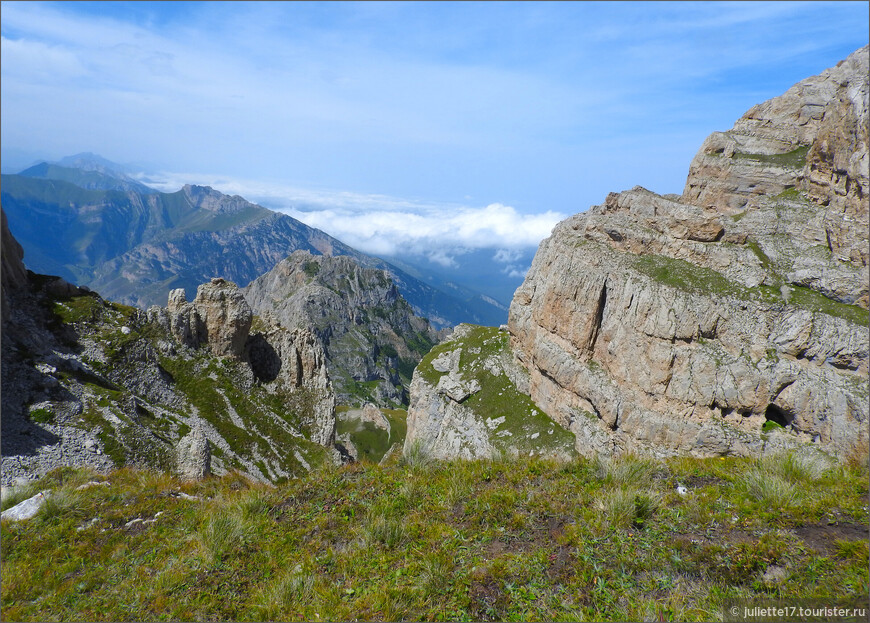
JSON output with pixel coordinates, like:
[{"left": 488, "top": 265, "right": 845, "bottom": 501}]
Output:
[{"left": 732, "top": 145, "right": 810, "bottom": 168}]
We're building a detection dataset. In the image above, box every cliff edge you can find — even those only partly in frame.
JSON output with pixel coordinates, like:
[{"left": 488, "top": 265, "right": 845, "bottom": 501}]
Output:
[{"left": 508, "top": 47, "right": 869, "bottom": 460}]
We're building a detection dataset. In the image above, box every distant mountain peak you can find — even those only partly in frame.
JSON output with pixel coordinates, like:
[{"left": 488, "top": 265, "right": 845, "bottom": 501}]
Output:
[
  {"left": 17, "top": 161, "right": 156, "bottom": 195},
  {"left": 180, "top": 184, "right": 261, "bottom": 213},
  {"left": 55, "top": 152, "right": 129, "bottom": 176}
]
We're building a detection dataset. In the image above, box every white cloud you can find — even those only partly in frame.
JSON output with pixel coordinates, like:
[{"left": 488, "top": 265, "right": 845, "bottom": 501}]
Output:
[
  {"left": 493, "top": 248, "right": 522, "bottom": 264},
  {"left": 283, "top": 200, "right": 566, "bottom": 261},
  {"left": 3, "top": 1, "right": 865, "bottom": 219},
  {"left": 506, "top": 267, "right": 528, "bottom": 279}
]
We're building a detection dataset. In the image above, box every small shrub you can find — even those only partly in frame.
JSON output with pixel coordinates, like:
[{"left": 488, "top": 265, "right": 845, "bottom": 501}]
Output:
[
  {"left": 443, "top": 469, "right": 472, "bottom": 507},
  {"left": 39, "top": 490, "right": 86, "bottom": 524},
  {"left": 419, "top": 552, "right": 454, "bottom": 592},
  {"left": 736, "top": 469, "right": 797, "bottom": 508},
  {"left": 364, "top": 513, "right": 406, "bottom": 548},
  {"left": 778, "top": 451, "right": 833, "bottom": 483},
  {"left": 301, "top": 260, "right": 321, "bottom": 280},
  {"left": 601, "top": 488, "right": 660, "bottom": 529},
  {"left": 633, "top": 491, "right": 660, "bottom": 526},
  {"left": 598, "top": 454, "right": 661, "bottom": 487},
  {"left": 234, "top": 489, "right": 272, "bottom": 519},
  {"left": 196, "top": 507, "right": 254, "bottom": 565},
  {"left": 835, "top": 539, "right": 869, "bottom": 562},
  {"left": 401, "top": 439, "right": 433, "bottom": 470},
  {"left": 251, "top": 567, "right": 316, "bottom": 620}
]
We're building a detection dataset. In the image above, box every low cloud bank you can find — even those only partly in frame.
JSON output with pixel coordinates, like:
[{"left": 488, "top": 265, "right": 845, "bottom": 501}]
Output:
[{"left": 142, "top": 172, "right": 567, "bottom": 266}]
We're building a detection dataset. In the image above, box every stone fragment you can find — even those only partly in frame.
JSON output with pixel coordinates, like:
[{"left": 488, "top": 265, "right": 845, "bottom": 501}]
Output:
[
  {"left": 436, "top": 375, "right": 481, "bottom": 403},
  {"left": 1, "top": 491, "right": 49, "bottom": 521},
  {"left": 176, "top": 424, "right": 211, "bottom": 481}
]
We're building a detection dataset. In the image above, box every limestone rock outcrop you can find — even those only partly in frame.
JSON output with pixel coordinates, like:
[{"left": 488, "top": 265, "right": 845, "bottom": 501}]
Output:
[
  {"left": 149, "top": 286, "right": 337, "bottom": 449},
  {"left": 682, "top": 46, "right": 868, "bottom": 267},
  {"left": 509, "top": 47, "right": 869, "bottom": 461},
  {"left": 404, "top": 325, "right": 576, "bottom": 461},
  {"left": 153, "top": 279, "right": 252, "bottom": 359},
  {"left": 244, "top": 251, "right": 439, "bottom": 407},
  {"left": 247, "top": 319, "right": 335, "bottom": 446}
]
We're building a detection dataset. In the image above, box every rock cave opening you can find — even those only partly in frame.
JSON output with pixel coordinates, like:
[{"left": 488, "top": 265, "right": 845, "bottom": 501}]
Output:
[{"left": 764, "top": 403, "right": 793, "bottom": 429}]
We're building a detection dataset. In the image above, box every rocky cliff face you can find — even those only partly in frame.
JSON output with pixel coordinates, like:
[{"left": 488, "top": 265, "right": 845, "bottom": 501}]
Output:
[
  {"left": 508, "top": 47, "right": 869, "bottom": 461},
  {"left": 2, "top": 214, "right": 339, "bottom": 485},
  {"left": 682, "top": 47, "right": 869, "bottom": 270},
  {"left": 244, "top": 251, "right": 439, "bottom": 407},
  {"left": 1, "top": 209, "right": 28, "bottom": 322}
]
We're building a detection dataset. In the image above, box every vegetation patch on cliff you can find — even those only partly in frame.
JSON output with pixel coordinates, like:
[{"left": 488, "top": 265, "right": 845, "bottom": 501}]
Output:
[
  {"left": 732, "top": 145, "right": 810, "bottom": 169},
  {"left": 632, "top": 254, "right": 868, "bottom": 326},
  {"left": 415, "top": 325, "right": 576, "bottom": 459}
]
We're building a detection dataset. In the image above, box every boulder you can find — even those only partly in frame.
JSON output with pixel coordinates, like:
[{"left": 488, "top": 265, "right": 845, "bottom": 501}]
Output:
[
  {"left": 176, "top": 425, "right": 211, "bottom": 481},
  {"left": 1, "top": 491, "right": 49, "bottom": 522}
]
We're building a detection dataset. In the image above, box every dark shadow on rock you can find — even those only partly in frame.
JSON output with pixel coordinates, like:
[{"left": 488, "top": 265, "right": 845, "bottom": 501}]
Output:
[
  {"left": 247, "top": 333, "right": 281, "bottom": 383},
  {"left": 0, "top": 376, "right": 68, "bottom": 457}
]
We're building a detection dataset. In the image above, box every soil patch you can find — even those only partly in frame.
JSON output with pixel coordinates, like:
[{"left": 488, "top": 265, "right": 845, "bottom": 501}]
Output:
[
  {"left": 469, "top": 575, "right": 504, "bottom": 621},
  {"left": 546, "top": 544, "right": 575, "bottom": 582},
  {"left": 684, "top": 475, "right": 724, "bottom": 488},
  {"left": 793, "top": 522, "right": 868, "bottom": 555}
]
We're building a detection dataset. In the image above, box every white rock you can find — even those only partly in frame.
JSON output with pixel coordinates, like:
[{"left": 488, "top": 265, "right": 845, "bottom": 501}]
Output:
[
  {"left": 485, "top": 416, "right": 506, "bottom": 430},
  {"left": 75, "top": 481, "right": 110, "bottom": 491},
  {"left": 1, "top": 491, "right": 50, "bottom": 521},
  {"left": 431, "top": 350, "right": 458, "bottom": 373},
  {"left": 120, "top": 326, "right": 132, "bottom": 335},
  {"left": 76, "top": 517, "right": 101, "bottom": 531}
]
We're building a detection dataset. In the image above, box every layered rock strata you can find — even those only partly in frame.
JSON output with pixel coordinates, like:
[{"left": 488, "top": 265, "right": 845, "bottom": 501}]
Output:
[
  {"left": 509, "top": 47, "right": 869, "bottom": 460},
  {"left": 682, "top": 46, "right": 869, "bottom": 268}
]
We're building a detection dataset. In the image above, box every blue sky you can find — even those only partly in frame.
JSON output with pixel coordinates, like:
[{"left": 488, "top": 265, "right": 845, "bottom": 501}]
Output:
[{"left": 1, "top": 1, "right": 868, "bottom": 265}]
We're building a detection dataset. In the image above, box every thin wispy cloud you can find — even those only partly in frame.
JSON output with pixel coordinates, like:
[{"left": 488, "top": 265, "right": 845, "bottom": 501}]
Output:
[{"left": 2, "top": 1, "right": 867, "bottom": 217}]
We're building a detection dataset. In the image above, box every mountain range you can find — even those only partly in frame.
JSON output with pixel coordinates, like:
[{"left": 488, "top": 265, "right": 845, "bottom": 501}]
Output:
[{"left": 1, "top": 160, "right": 507, "bottom": 329}]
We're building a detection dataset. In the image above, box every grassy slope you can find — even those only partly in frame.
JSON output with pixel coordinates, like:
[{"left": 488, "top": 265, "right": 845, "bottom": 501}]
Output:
[
  {"left": 416, "top": 325, "right": 577, "bottom": 458},
  {"left": 2, "top": 454, "right": 867, "bottom": 622}
]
